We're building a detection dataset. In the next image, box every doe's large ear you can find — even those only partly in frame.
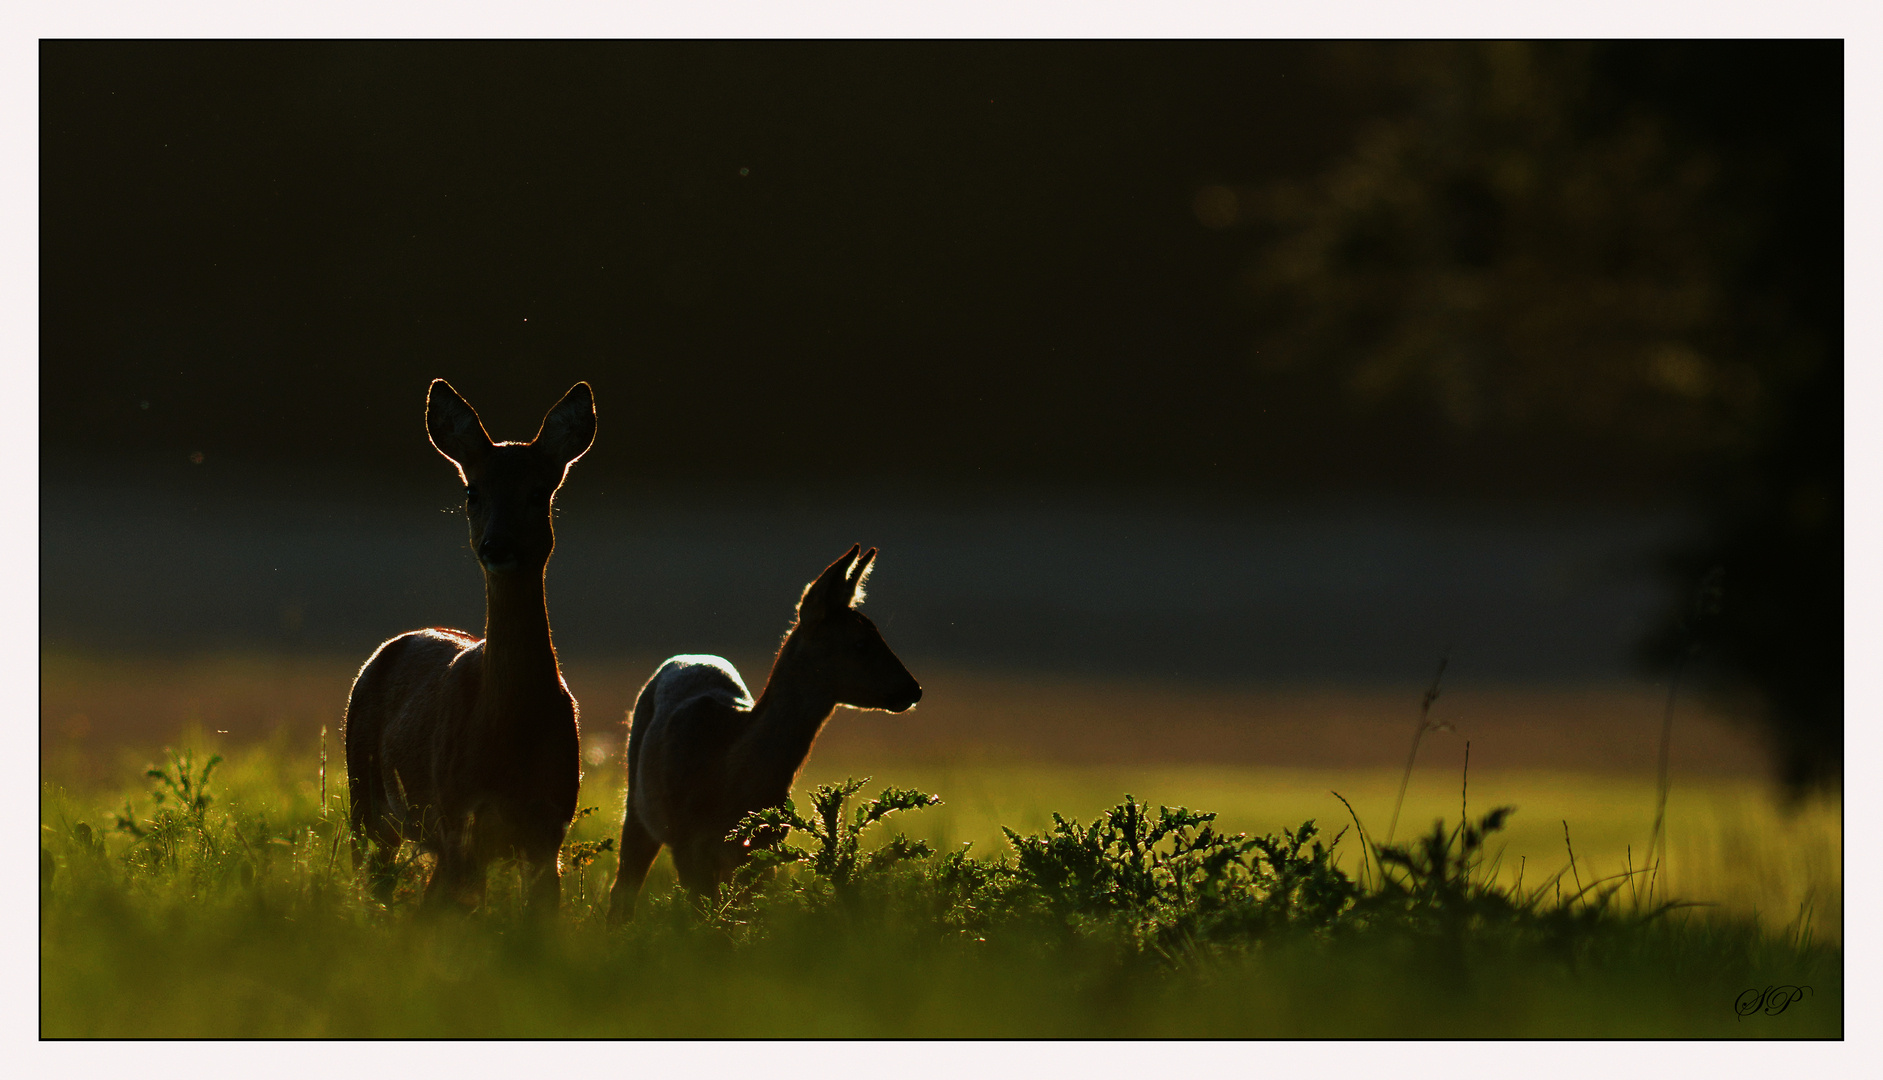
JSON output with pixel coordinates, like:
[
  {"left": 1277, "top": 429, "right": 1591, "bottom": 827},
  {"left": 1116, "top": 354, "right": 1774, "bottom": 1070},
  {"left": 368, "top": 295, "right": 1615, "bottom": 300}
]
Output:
[
  {"left": 427, "top": 379, "right": 492, "bottom": 474},
  {"left": 800, "top": 543, "right": 863, "bottom": 617},
  {"left": 535, "top": 382, "right": 597, "bottom": 470}
]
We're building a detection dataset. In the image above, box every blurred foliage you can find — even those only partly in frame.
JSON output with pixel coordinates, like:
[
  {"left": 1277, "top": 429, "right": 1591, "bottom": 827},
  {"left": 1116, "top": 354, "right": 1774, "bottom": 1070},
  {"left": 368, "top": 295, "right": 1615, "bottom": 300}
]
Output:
[
  {"left": 1218, "top": 42, "right": 1826, "bottom": 458},
  {"left": 1209, "top": 42, "right": 1842, "bottom": 792}
]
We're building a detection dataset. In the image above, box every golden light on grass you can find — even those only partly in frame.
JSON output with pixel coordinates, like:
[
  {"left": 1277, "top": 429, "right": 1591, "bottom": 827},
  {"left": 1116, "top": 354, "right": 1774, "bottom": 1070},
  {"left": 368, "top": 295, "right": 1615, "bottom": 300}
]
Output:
[
  {"left": 40, "top": 649, "right": 1842, "bottom": 1037},
  {"left": 43, "top": 649, "right": 1835, "bottom": 940}
]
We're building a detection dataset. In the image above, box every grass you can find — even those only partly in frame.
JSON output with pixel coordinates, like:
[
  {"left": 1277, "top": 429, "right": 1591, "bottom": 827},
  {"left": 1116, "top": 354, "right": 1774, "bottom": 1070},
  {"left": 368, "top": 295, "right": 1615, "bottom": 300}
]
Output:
[
  {"left": 791, "top": 761, "right": 1844, "bottom": 942},
  {"left": 40, "top": 729, "right": 1842, "bottom": 1038}
]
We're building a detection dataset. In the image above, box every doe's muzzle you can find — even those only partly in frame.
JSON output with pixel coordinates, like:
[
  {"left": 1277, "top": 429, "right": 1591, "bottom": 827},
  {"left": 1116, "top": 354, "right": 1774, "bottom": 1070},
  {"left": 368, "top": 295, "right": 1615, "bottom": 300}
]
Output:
[{"left": 477, "top": 537, "right": 521, "bottom": 573}]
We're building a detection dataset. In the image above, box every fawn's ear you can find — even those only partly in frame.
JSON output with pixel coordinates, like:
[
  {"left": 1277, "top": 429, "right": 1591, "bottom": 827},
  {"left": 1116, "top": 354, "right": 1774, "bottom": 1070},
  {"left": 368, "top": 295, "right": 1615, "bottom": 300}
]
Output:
[
  {"left": 427, "top": 379, "right": 492, "bottom": 474},
  {"left": 849, "top": 547, "right": 878, "bottom": 606},
  {"left": 800, "top": 543, "right": 863, "bottom": 618},
  {"left": 535, "top": 382, "right": 597, "bottom": 471}
]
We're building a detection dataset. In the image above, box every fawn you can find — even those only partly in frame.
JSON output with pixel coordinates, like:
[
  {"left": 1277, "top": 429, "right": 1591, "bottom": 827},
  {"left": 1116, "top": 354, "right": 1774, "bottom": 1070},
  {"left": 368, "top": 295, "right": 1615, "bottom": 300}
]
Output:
[
  {"left": 344, "top": 379, "right": 595, "bottom": 913},
  {"left": 606, "top": 544, "right": 921, "bottom": 922}
]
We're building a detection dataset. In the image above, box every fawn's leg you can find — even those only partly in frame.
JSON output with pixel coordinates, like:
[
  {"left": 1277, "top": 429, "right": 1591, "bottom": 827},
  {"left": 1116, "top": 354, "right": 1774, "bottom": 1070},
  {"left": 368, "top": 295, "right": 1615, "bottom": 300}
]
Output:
[
  {"left": 606, "top": 805, "right": 663, "bottom": 924},
  {"left": 670, "top": 837, "right": 731, "bottom": 909}
]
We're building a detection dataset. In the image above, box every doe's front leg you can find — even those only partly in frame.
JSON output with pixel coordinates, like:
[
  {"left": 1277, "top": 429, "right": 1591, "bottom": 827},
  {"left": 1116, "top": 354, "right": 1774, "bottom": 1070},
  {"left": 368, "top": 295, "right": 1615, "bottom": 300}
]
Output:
[
  {"left": 420, "top": 847, "right": 476, "bottom": 913},
  {"left": 521, "top": 843, "right": 562, "bottom": 915},
  {"left": 419, "top": 822, "right": 488, "bottom": 913}
]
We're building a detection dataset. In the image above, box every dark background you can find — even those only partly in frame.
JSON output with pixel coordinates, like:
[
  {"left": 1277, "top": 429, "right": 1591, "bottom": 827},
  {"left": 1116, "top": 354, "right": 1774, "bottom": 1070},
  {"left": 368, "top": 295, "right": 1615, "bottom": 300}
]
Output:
[{"left": 39, "top": 41, "right": 1842, "bottom": 787}]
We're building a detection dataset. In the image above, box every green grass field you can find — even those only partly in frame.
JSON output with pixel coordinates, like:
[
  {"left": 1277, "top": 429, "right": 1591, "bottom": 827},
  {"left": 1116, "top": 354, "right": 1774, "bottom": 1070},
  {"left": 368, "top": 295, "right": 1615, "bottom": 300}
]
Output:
[
  {"left": 40, "top": 725, "right": 1842, "bottom": 1038},
  {"left": 790, "top": 760, "right": 1843, "bottom": 941}
]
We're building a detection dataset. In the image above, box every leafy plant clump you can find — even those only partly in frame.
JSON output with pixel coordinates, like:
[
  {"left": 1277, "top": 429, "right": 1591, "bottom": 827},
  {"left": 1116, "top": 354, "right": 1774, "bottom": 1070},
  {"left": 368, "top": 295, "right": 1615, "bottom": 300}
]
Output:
[{"left": 716, "top": 779, "right": 1671, "bottom": 972}]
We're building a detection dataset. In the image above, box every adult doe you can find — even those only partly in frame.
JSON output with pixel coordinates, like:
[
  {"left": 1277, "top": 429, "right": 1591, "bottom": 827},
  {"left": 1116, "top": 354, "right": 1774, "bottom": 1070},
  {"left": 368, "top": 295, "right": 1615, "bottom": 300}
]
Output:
[
  {"left": 606, "top": 544, "right": 921, "bottom": 922},
  {"left": 344, "top": 379, "right": 595, "bottom": 913}
]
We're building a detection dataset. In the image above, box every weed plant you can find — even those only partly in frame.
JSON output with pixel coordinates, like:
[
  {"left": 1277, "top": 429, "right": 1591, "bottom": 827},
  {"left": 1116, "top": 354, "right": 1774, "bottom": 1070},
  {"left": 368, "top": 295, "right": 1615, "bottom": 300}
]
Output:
[{"left": 40, "top": 744, "right": 1841, "bottom": 1038}]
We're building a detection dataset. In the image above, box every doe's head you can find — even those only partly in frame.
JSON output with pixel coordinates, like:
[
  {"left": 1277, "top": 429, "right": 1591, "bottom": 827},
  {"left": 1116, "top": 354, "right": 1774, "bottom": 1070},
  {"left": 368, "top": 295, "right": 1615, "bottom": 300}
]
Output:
[
  {"left": 426, "top": 379, "right": 596, "bottom": 576},
  {"left": 794, "top": 544, "right": 922, "bottom": 713}
]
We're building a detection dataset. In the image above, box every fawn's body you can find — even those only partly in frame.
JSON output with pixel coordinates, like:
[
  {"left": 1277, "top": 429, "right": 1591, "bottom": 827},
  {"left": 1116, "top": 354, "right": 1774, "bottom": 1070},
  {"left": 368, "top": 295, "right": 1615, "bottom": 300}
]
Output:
[
  {"left": 607, "top": 545, "right": 921, "bottom": 922},
  {"left": 344, "top": 380, "right": 595, "bottom": 912}
]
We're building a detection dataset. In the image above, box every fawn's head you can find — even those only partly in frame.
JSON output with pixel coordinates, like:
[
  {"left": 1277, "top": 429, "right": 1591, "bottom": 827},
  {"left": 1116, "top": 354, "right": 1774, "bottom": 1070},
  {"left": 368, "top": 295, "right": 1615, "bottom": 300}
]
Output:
[
  {"left": 426, "top": 379, "right": 596, "bottom": 576},
  {"left": 790, "top": 544, "right": 922, "bottom": 713}
]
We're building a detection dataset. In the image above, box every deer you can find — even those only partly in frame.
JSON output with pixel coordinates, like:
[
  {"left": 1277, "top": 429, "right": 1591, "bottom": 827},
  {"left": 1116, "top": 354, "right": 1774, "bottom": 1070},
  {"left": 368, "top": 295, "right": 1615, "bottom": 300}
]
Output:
[
  {"left": 606, "top": 544, "right": 922, "bottom": 923},
  {"left": 343, "top": 378, "right": 595, "bottom": 914}
]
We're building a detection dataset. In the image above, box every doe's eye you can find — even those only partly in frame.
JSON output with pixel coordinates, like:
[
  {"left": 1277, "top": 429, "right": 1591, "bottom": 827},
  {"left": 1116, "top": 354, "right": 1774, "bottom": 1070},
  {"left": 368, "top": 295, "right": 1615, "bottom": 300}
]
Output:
[{"left": 465, "top": 486, "right": 480, "bottom": 504}]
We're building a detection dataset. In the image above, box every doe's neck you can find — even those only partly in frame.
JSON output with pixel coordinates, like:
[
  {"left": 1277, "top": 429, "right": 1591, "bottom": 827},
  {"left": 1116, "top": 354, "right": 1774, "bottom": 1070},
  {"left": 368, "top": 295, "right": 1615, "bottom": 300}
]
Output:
[{"left": 479, "top": 566, "right": 561, "bottom": 693}]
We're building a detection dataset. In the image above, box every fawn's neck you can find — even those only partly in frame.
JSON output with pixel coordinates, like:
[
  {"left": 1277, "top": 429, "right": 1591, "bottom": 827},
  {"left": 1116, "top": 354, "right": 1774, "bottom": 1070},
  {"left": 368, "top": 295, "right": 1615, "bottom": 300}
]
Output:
[
  {"left": 478, "top": 567, "right": 562, "bottom": 707},
  {"left": 736, "top": 630, "right": 840, "bottom": 800}
]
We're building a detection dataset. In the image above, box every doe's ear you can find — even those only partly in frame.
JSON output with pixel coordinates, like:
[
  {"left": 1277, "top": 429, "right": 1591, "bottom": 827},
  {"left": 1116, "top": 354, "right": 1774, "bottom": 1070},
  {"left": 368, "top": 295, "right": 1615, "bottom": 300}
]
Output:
[
  {"left": 535, "top": 382, "right": 597, "bottom": 470},
  {"left": 427, "top": 379, "right": 492, "bottom": 474}
]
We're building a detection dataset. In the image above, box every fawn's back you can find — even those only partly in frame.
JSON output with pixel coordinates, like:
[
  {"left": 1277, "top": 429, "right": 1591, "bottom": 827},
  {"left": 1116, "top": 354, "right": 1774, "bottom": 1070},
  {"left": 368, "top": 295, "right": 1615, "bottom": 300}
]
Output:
[{"left": 609, "top": 545, "right": 921, "bottom": 915}]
